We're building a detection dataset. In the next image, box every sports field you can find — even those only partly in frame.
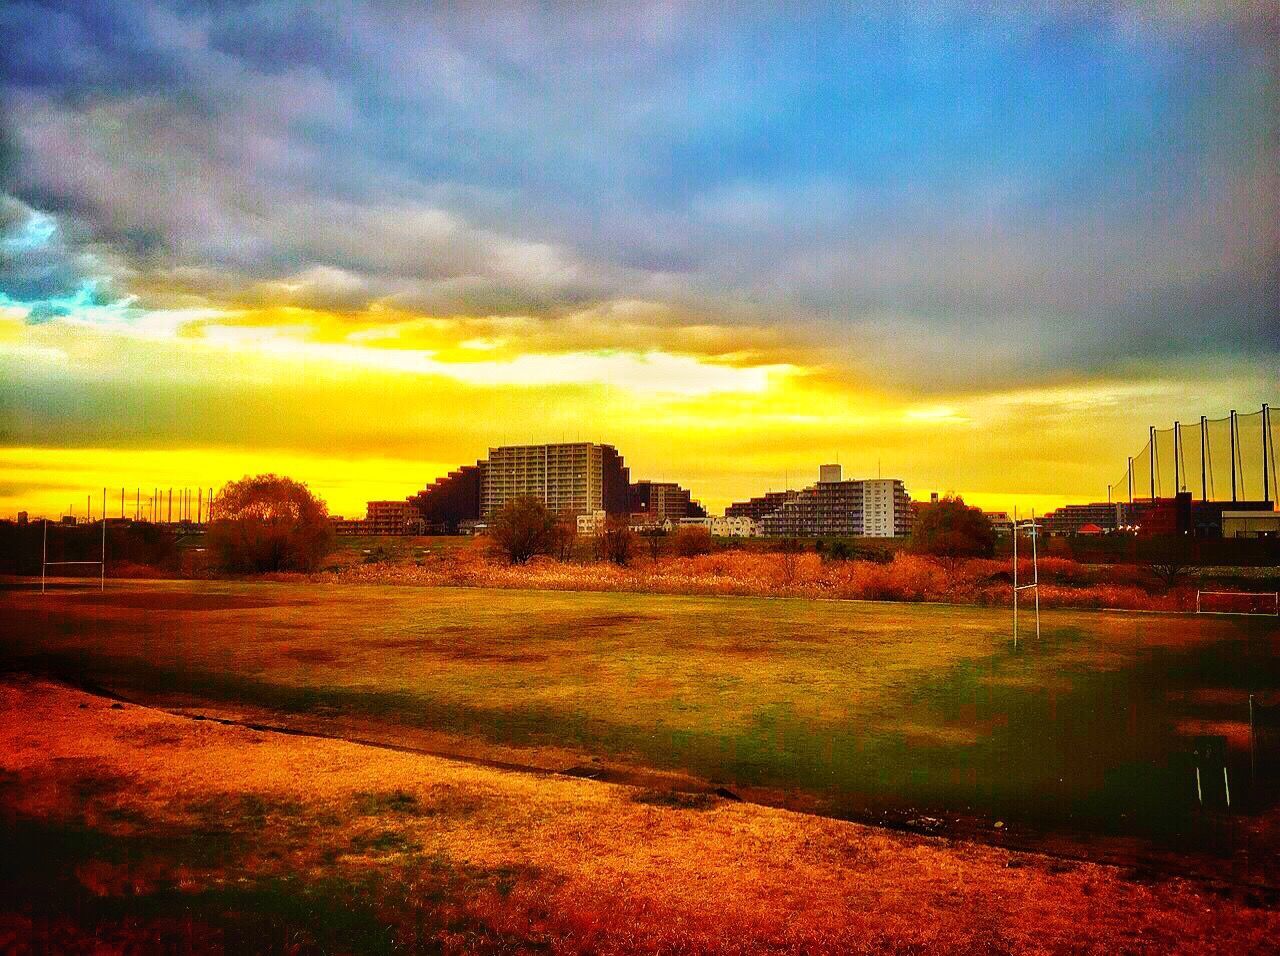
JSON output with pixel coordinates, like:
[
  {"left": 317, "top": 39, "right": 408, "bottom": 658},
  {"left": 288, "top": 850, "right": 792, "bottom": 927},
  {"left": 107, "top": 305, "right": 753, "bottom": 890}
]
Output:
[{"left": 5, "top": 579, "right": 1277, "bottom": 868}]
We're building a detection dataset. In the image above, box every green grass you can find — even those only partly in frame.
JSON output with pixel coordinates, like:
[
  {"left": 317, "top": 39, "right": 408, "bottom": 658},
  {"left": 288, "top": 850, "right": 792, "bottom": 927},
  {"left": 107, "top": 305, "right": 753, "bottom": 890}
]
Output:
[{"left": 3, "top": 580, "right": 1277, "bottom": 841}]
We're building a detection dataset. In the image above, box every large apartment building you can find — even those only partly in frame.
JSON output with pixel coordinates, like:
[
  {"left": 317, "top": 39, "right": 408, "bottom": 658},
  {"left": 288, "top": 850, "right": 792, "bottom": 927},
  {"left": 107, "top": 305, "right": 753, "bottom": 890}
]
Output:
[
  {"left": 731, "top": 465, "right": 912, "bottom": 538},
  {"left": 359, "top": 442, "right": 634, "bottom": 533},
  {"left": 628, "top": 480, "right": 706, "bottom": 524},
  {"left": 1040, "top": 502, "right": 1120, "bottom": 536},
  {"left": 725, "top": 489, "right": 801, "bottom": 522},
  {"left": 408, "top": 463, "right": 484, "bottom": 534},
  {"left": 334, "top": 499, "right": 424, "bottom": 535},
  {"left": 479, "top": 443, "right": 630, "bottom": 518}
]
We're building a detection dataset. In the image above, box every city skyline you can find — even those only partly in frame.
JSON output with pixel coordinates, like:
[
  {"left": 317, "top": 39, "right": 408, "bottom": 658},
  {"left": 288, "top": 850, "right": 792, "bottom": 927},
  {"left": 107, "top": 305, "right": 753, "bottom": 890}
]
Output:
[{"left": 2, "top": 2, "right": 1277, "bottom": 520}]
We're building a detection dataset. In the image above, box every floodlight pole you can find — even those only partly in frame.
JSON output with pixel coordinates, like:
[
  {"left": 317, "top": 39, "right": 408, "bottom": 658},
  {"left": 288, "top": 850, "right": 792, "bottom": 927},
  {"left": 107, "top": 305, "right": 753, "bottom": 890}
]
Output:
[{"left": 100, "top": 512, "right": 106, "bottom": 592}]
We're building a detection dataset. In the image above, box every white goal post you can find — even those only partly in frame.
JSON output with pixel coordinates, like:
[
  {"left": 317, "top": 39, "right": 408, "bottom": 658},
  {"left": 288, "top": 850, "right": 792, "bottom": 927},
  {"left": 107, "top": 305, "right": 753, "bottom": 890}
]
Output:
[
  {"left": 1196, "top": 590, "right": 1279, "bottom": 617},
  {"left": 41, "top": 518, "right": 106, "bottom": 594},
  {"left": 1012, "top": 507, "right": 1041, "bottom": 648}
]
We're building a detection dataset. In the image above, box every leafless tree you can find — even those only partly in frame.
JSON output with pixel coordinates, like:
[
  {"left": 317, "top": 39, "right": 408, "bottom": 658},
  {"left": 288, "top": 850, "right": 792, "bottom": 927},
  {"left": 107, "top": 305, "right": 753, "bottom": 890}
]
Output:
[
  {"left": 208, "top": 474, "right": 332, "bottom": 573},
  {"left": 601, "top": 518, "right": 635, "bottom": 566},
  {"left": 489, "top": 497, "right": 557, "bottom": 564}
]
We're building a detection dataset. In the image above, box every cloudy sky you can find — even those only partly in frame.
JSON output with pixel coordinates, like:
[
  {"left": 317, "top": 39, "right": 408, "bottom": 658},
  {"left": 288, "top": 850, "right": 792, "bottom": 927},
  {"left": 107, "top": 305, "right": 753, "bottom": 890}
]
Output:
[{"left": 1, "top": 1, "right": 1276, "bottom": 518}]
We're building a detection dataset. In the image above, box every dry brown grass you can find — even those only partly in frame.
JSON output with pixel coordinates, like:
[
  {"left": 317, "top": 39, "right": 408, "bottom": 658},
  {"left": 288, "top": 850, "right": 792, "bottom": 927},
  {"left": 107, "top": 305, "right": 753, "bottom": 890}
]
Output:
[
  {"left": 2, "top": 677, "right": 1276, "bottom": 954},
  {"left": 295, "top": 546, "right": 1192, "bottom": 612}
]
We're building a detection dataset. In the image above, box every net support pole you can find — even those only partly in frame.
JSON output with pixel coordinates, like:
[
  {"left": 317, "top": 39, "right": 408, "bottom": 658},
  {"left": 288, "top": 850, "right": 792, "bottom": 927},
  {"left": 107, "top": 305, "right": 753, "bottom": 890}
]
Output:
[
  {"left": 1264, "top": 403, "right": 1271, "bottom": 506},
  {"left": 1200, "top": 416, "right": 1208, "bottom": 501},
  {"left": 1230, "top": 410, "right": 1238, "bottom": 502},
  {"left": 1150, "top": 426, "right": 1157, "bottom": 499},
  {"left": 1128, "top": 457, "right": 1134, "bottom": 504},
  {"left": 100, "top": 513, "right": 106, "bottom": 592},
  {"left": 41, "top": 518, "right": 47, "bottom": 594},
  {"left": 1174, "top": 421, "right": 1181, "bottom": 493}
]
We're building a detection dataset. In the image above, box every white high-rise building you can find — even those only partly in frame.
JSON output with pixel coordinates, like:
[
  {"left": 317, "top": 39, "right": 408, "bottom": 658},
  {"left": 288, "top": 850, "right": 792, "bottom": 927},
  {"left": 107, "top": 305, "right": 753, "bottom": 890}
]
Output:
[{"left": 860, "top": 479, "right": 900, "bottom": 537}]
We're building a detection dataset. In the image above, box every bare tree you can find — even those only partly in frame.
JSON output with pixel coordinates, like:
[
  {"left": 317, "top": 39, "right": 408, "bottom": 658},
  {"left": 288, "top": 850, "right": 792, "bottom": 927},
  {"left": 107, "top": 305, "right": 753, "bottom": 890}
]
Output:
[
  {"left": 208, "top": 474, "right": 332, "bottom": 573},
  {"left": 1145, "top": 535, "right": 1196, "bottom": 591},
  {"left": 600, "top": 517, "right": 635, "bottom": 566},
  {"left": 489, "top": 497, "right": 557, "bottom": 564},
  {"left": 776, "top": 538, "right": 803, "bottom": 586},
  {"left": 551, "top": 520, "right": 578, "bottom": 562},
  {"left": 639, "top": 527, "right": 667, "bottom": 563}
]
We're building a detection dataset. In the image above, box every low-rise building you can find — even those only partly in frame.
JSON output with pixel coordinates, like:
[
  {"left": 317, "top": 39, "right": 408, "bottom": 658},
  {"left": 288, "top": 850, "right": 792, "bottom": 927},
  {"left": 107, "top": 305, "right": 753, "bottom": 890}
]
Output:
[
  {"left": 1221, "top": 510, "right": 1280, "bottom": 539},
  {"left": 1117, "top": 495, "right": 1274, "bottom": 537},
  {"left": 710, "top": 515, "right": 759, "bottom": 537},
  {"left": 576, "top": 510, "right": 608, "bottom": 536},
  {"left": 983, "top": 511, "right": 1013, "bottom": 535}
]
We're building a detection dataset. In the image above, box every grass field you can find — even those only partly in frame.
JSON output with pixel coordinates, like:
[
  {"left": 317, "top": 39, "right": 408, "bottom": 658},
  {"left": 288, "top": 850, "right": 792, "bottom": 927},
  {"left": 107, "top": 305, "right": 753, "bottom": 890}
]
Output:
[
  {"left": 5, "top": 579, "right": 1278, "bottom": 873},
  {"left": 7, "top": 677, "right": 1279, "bottom": 953}
]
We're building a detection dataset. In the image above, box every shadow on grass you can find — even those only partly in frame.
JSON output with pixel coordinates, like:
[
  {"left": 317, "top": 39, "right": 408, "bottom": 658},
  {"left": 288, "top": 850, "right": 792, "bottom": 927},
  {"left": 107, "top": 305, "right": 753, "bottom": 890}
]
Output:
[
  {"left": 7, "top": 626, "right": 1277, "bottom": 849},
  {"left": 0, "top": 808, "right": 543, "bottom": 954}
]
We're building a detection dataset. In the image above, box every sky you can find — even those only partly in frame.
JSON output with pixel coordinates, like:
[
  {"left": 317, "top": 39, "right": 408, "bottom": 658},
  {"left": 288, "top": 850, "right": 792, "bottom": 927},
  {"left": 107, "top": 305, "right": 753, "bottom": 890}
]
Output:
[{"left": 1, "top": 0, "right": 1277, "bottom": 520}]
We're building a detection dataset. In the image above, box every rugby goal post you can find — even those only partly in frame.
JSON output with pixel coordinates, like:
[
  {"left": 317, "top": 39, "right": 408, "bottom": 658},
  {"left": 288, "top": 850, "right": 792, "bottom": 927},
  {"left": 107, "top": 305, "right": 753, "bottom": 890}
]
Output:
[
  {"left": 1196, "top": 590, "right": 1279, "bottom": 617},
  {"left": 1012, "top": 507, "right": 1041, "bottom": 649},
  {"left": 41, "top": 517, "right": 106, "bottom": 594}
]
